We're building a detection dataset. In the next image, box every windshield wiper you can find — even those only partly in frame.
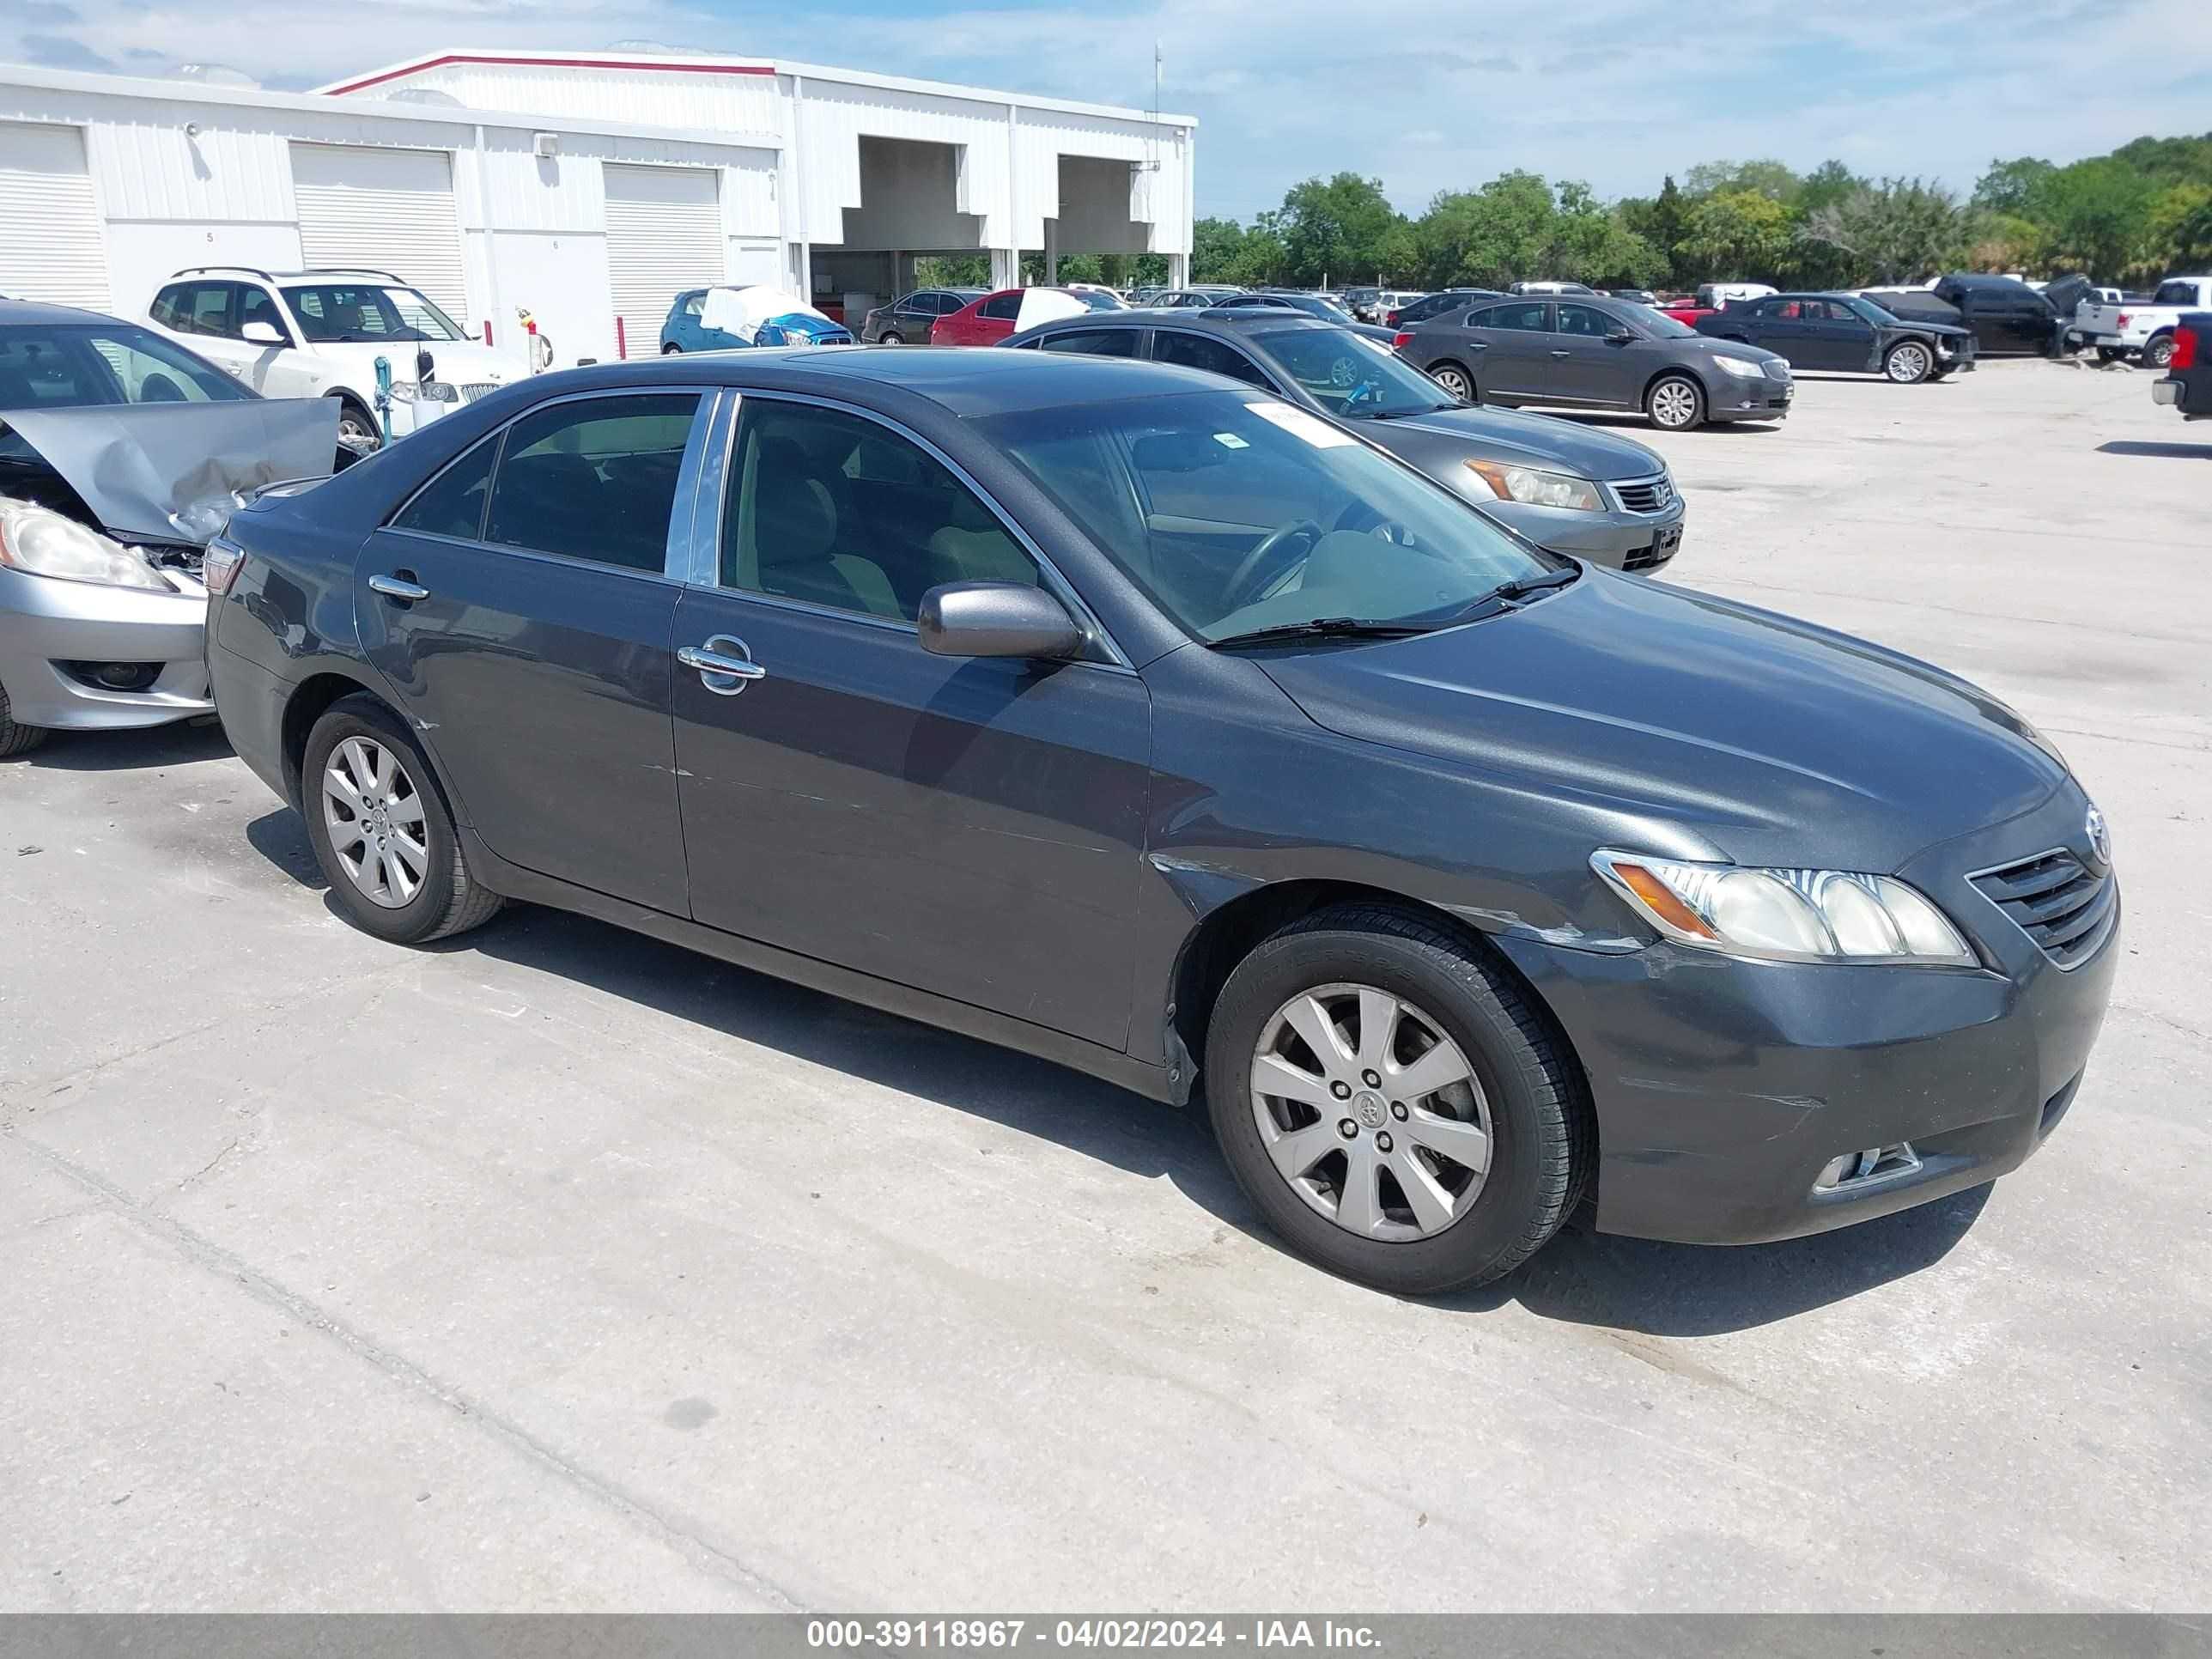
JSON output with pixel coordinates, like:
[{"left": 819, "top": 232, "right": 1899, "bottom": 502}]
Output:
[
  {"left": 1208, "top": 616, "right": 1433, "bottom": 649},
  {"left": 1441, "top": 567, "right": 1580, "bottom": 624},
  {"left": 1364, "top": 406, "right": 1451, "bottom": 421}
]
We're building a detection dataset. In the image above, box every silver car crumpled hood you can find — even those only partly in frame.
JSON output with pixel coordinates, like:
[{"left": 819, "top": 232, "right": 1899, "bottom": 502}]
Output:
[{"left": 2, "top": 400, "right": 337, "bottom": 545}]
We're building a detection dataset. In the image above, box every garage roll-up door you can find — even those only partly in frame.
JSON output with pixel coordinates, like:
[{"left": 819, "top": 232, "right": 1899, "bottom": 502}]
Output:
[
  {"left": 605, "top": 163, "right": 724, "bottom": 358},
  {"left": 291, "top": 143, "right": 466, "bottom": 323},
  {"left": 0, "top": 122, "right": 109, "bottom": 310}
]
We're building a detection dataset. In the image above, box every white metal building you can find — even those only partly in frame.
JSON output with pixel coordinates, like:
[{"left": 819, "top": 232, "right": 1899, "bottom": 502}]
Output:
[{"left": 0, "top": 50, "right": 1195, "bottom": 368}]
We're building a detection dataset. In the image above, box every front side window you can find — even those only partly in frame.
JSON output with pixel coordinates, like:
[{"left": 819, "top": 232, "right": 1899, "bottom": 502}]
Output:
[
  {"left": 721, "top": 399, "right": 1039, "bottom": 623},
  {"left": 282, "top": 283, "right": 465, "bottom": 343},
  {"left": 980, "top": 390, "right": 1553, "bottom": 641},
  {"left": 0, "top": 322, "right": 254, "bottom": 409},
  {"left": 236, "top": 285, "right": 293, "bottom": 343},
  {"left": 483, "top": 393, "right": 700, "bottom": 573},
  {"left": 1249, "top": 327, "right": 1452, "bottom": 417},
  {"left": 391, "top": 431, "right": 499, "bottom": 540},
  {"left": 1555, "top": 304, "right": 1618, "bottom": 337},
  {"left": 1152, "top": 332, "right": 1273, "bottom": 387}
]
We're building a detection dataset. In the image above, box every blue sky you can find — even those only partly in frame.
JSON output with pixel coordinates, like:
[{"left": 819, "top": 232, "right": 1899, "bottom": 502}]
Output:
[{"left": 6, "top": 0, "right": 2209, "bottom": 218}]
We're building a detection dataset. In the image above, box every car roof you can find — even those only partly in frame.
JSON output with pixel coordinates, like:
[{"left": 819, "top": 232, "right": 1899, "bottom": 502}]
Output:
[
  {"left": 0, "top": 297, "right": 129, "bottom": 326},
  {"left": 519, "top": 342, "right": 1243, "bottom": 419}
]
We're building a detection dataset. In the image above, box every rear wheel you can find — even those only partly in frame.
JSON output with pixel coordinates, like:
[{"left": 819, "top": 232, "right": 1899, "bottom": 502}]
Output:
[
  {"left": 1646, "top": 373, "right": 1705, "bottom": 430},
  {"left": 662, "top": 342, "right": 683, "bottom": 355},
  {"left": 301, "top": 695, "right": 502, "bottom": 945},
  {"left": 880, "top": 331, "right": 904, "bottom": 345},
  {"left": 1427, "top": 362, "right": 1474, "bottom": 402},
  {"left": 1884, "top": 340, "right": 1933, "bottom": 384},
  {"left": 1204, "top": 904, "right": 1586, "bottom": 1295},
  {"left": 0, "top": 682, "right": 50, "bottom": 758},
  {"left": 2142, "top": 333, "right": 2176, "bottom": 369}
]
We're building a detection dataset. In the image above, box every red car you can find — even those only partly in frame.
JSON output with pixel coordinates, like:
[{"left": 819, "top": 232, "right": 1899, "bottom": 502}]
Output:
[{"left": 930, "top": 285, "right": 1121, "bottom": 345}]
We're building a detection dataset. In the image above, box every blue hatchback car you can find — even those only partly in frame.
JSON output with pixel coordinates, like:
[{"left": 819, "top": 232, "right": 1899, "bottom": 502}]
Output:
[{"left": 661, "top": 289, "right": 855, "bottom": 352}]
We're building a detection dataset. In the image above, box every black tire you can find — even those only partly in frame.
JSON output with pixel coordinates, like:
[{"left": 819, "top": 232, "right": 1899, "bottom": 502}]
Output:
[
  {"left": 0, "top": 681, "right": 50, "bottom": 758},
  {"left": 1645, "top": 372, "right": 1705, "bottom": 431},
  {"left": 880, "top": 331, "right": 904, "bottom": 346},
  {"left": 2142, "top": 333, "right": 2176, "bottom": 370},
  {"left": 2096, "top": 347, "right": 2124, "bottom": 364},
  {"left": 663, "top": 342, "right": 683, "bottom": 355},
  {"left": 1204, "top": 903, "right": 1589, "bottom": 1295},
  {"left": 301, "top": 694, "right": 502, "bottom": 945},
  {"left": 1883, "top": 340, "right": 1932, "bottom": 384},
  {"left": 331, "top": 395, "right": 382, "bottom": 451},
  {"left": 1427, "top": 362, "right": 1474, "bottom": 403}
]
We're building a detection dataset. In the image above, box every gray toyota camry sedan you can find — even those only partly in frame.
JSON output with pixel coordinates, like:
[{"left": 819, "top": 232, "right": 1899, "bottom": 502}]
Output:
[
  {"left": 1008, "top": 309, "right": 1685, "bottom": 572},
  {"left": 207, "top": 347, "right": 2117, "bottom": 1294}
]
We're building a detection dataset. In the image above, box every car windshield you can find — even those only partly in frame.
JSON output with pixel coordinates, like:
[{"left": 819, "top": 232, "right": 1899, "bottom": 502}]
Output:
[
  {"left": 282, "top": 283, "right": 466, "bottom": 343},
  {"left": 977, "top": 389, "right": 1555, "bottom": 642},
  {"left": 1251, "top": 326, "right": 1453, "bottom": 417},
  {"left": 1844, "top": 295, "right": 1902, "bottom": 325},
  {"left": 0, "top": 321, "right": 254, "bottom": 410}
]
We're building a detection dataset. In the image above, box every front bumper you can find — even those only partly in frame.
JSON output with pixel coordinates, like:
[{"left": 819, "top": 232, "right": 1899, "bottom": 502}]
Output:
[
  {"left": 1481, "top": 494, "right": 1686, "bottom": 574},
  {"left": 0, "top": 565, "right": 211, "bottom": 732},
  {"left": 1706, "top": 375, "right": 1793, "bottom": 422},
  {"left": 1491, "top": 790, "right": 2118, "bottom": 1245}
]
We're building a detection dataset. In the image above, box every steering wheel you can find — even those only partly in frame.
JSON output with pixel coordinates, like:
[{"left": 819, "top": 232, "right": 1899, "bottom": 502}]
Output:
[
  {"left": 1223, "top": 519, "right": 1323, "bottom": 607},
  {"left": 137, "top": 374, "right": 185, "bottom": 403}
]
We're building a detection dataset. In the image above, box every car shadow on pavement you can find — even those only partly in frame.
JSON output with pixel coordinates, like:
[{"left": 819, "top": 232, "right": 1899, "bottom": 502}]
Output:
[
  {"left": 21, "top": 717, "right": 233, "bottom": 773},
  {"left": 243, "top": 805, "right": 1990, "bottom": 1334},
  {"left": 2097, "top": 440, "right": 2212, "bottom": 460},
  {"left": 1553, "top": 412, "right": 1780, "bottom": 434}
]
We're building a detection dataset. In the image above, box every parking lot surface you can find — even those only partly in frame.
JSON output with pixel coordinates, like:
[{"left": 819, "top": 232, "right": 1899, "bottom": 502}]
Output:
[{"left": 3, "top": 359, "right": 2207, "bottom": 1612}]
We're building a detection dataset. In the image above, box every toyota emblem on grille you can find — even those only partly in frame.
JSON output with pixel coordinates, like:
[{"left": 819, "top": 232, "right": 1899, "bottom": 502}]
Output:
[{"left": 2086, "top": 805, "right": 2112, "bottom": 867}]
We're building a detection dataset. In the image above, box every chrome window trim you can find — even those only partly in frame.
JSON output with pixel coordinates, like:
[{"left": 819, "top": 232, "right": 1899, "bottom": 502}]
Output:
[{"left": 703, "top": 387, "right": 1136, "bottom": 672}]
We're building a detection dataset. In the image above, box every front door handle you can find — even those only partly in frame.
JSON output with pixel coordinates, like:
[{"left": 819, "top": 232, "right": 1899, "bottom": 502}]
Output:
[
  {"left": 1549, "top": 349, "right": 1571, "bottom": 357},
  {"left": 678, "top": 635, "right": 767, "bottom": 696},
  {"left": 368, "top": 573, "right": 431, "bottom": 602}
]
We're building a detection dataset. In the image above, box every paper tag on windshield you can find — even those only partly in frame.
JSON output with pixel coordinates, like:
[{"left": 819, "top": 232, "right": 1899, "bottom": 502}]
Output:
[
  {"left": 1244, "top": 401, "right": 1355, "bottom": 448},
  {"left": 1213, "top": 433, "right": 1249, "bottom": 449}
]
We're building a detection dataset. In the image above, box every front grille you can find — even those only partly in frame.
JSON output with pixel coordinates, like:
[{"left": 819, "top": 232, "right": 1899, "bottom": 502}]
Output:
[
  {"left": 1612, "top": 474, "right": 1674, "bottom": 514},
  {"left": 1969, "top": 849, "right": 2116, "bottom": 969},
  {"left": 456, "top": 382, "right": 501, "bottom": 403}
]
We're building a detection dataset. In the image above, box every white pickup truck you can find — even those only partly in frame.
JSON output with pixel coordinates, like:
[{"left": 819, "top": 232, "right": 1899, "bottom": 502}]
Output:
[{"left": 2074, "top": 276, "right": 2212, "bottom": 368}]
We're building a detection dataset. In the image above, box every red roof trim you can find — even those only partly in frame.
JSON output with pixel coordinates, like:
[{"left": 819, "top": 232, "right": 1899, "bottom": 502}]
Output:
[{"left": 322, "top": 53, "right": 776, "bottom": 96}]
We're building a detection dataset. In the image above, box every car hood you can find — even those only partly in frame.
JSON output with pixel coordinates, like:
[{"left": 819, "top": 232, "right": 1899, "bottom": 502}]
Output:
[
  {"left": 1254, "top": 570, "right": 2069, "bottom": 871},
  {"left": 1358, "top": 405, "right": 1664, "bottom": 481},
  {"left": 0, "top": 400, "right": 337, "bottom": 544},
  {"left": 310, "top": 341, "right": 520, "bottom": 383},
  {"left": 1679, "top": 335, "right": 1789, "bottom": 368}
]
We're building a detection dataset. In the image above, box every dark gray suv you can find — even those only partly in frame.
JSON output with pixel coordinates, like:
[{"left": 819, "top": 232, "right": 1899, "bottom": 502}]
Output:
[
  {"left": 207, "top": 348, "right": 2116, "bottom": 1295},
  {"left": 1009, "top": 309, "right": 1686, "bottom": 571},
  {"left": 1401, "top": 294, "right": 1795, "bottom": 430}
]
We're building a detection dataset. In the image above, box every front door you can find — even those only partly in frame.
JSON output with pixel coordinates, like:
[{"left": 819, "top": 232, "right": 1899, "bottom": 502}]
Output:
[
  {"left": 1550, "top": 301, "right": 1642, "bottom": 404},
  {"left": 1462, "top": 299, "right": 1554, "bottom": 401},
  {"left": 356, "top": 389, "right": 706, "bottom": 914},
  {"left": 670, "top": 393, "right": 1152, "bottom": 1050},
  {"left": 1799, "top": 299, "right": 1875, "bottom": 371}
]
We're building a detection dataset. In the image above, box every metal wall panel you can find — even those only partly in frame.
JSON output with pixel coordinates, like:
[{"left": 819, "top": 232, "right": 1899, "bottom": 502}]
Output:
[
  {"left": 381, "top": 62, "right": 781, "bottom": 139},
  {"left": 0, "top": 119, "right": 107, "bottom": 308},
  {"left": 290, "top": 142, "right": 467, "bottom": 319},
  {"left": 603, "top": 161, "right": 724, "bottom": 358}
]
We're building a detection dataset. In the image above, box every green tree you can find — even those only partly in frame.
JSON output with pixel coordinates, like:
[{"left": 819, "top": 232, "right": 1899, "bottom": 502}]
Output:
[
  {"left": 1683, "top": 159, "right": 1800, "bottom": 203},
  {"left": 1277, "top": 173, "right": 1413, "bottom": 285},
  {"left": 1413, "top": 171, "right": 1556, "bottom": 288},
  {"left": 1801, "top": 178, "right": 1973, "bottom": 285},
  {"left": 1797, "top": 160, "right": 1866, "bottom": 216},
  {"left": 2143, "top": 183, "right": 2212, "bottom": 274},
  {"left": 1676, "top": 189, "right": 1793, "bottom": 283},
  {"left": 2032, "top": 158, "right": 2159, "bottom": 279},
  {"left": 1972, "top": 156, "right": 2056, "bottom": 216}
]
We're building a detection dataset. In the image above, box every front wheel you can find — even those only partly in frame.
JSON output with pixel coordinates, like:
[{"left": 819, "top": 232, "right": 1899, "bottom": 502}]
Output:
[
  {"left": 1645, "top": 373, "right": 1705, "bottom": 430},
  {"left": 331, "top": 397, "right": 382, "bottom": 450},
  {"left": 1204, "top": 904, "right": 1587, "bottom": 1295},
  {"left": 301, "top": 695, "right": 503, "bottom": 945},
  {"left": 0, "top": 681, "right": 50, "bottom": 758},
  {"left": 1427, "top": 362, "right": 1474, "bottom": 402},
  {"left": 1884, "top": 340, "right": 1932, "bottom": 384},
  {"left": 2142, "top": 333, "right": 2176, "bottom": 369}
]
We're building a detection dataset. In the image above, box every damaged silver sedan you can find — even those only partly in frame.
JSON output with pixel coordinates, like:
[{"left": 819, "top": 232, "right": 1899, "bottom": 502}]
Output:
[{"left": 0, "top": 299, "right": 339, "bottom": 757}]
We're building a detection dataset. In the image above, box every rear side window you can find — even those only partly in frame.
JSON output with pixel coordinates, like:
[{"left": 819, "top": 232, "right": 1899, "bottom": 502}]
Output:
[
  {"left": 1038, "top": 329, "right": 1139, "bottom": 357},
  {"left": 2154, "top": 281, "right": 2198, "bottom": 306},
  {"left": 391, "top": 432, "right": 500, "bottom": 540},
  {"left": 483, "top": 393, "right": 701, "bottom": 573},
  {"left": 979, "top": 292, "right": 1022, "bottom": 320},
  {"left": 161, "top": 283, "right": 238, "bottom": 338},
  {"left": 1152, "top": 332, "right": 1272, "bottom": 387},
  {"left": 1473, "top": 302, "right": 1550, "bottom": 331}
]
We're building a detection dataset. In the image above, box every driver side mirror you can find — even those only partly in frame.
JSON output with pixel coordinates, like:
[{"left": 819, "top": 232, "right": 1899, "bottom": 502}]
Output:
[
  {"left": 240, "top": 320, "right": 285, "bottom": 346},
  {"left": 1605, "top": 329, "right": 1637, "bottom": 344},
  {"left": 918, "top": 582, "right": 1084, "bottom": 660}
]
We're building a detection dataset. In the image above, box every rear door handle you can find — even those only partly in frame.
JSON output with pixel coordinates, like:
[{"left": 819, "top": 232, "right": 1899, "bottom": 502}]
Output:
[
  {"left": 368, "top": 574, "right": 430, "bottom": 602},
  {"left": 678, "top": 635, "right": 768, "bottom": 695}
]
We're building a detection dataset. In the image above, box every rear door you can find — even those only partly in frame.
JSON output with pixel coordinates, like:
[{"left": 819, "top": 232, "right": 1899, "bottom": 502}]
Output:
[
  {"left": 668, "top": 392, "right": 1152, "bottom": 1048},
  {"left": 1465, "top": 300, "right": 1554, "bottom": 400},
  {"left": 356, "top": 388, "right": 706, "bottom": 915},
  {"left": 152, "top": 281, "right": 255, "bottom": 383}
]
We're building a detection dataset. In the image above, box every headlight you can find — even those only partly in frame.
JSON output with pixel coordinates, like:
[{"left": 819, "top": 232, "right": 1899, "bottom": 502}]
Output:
[
  {"left": 1712, "top": 355, "right": 1765, "bottom": 380},
  {"left": 0, "top": 500, "right": 171, "bottom": 592},
  {"left": 1460, "top": 460, "right": 1603, "bottom": 511},
  {"left": 387, "top": 380, "right": 459, "bottom": 404},
  {"left": 1591, "top": 850, "right": 1977, "bottom": 965}
]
